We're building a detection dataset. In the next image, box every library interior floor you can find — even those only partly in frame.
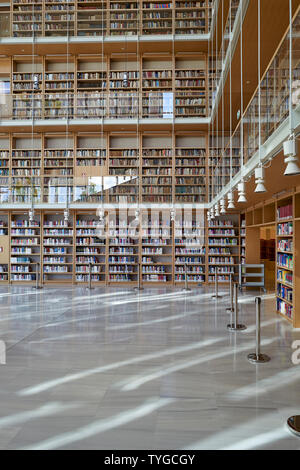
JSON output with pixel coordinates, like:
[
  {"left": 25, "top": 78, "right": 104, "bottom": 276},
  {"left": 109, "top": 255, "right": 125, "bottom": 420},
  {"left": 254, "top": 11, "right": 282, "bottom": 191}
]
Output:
[
  {"left": 0, "top": 0, "right": 300, "bottom": 452},
  {"left": 0, "top": 285, "right": 299, "bottom": 450}
]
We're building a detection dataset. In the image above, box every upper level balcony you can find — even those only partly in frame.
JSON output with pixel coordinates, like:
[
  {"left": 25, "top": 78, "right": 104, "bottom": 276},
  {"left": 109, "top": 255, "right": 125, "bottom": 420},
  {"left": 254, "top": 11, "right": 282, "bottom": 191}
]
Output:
[{"left": 0, "top": 0, "right": 214, "bottom": 41}]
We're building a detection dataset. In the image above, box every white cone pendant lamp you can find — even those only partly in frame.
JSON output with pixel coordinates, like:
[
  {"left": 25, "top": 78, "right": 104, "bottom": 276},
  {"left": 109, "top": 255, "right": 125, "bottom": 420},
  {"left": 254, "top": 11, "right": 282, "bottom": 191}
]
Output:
[
  {"left": 254, "top": 166, "right": 267, "bottom": 193},
  {"left": 238, "top": 181, "right": 247, "bottom": 203}
]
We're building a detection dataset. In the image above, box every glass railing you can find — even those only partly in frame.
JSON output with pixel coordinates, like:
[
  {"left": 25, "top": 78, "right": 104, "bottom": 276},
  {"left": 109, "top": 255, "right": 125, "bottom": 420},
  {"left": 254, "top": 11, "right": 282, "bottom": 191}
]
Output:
[
  {"left": 0, "top": 91, "right": 209, "bottom": 120},
  {"left": 210, "top": 8, "right": 300, "bottom": 202},
  {"left": 0, "top": 1, "right": 217, "bottom": 40},
  {"left": 210, "top": 0, "right": 241, "bottom": 111},
  {"left": 0, "top": 175, "right": 142, "bottom": 205},
  {"left": 0, "top": 12, "right": 10, "bottom": 37}
]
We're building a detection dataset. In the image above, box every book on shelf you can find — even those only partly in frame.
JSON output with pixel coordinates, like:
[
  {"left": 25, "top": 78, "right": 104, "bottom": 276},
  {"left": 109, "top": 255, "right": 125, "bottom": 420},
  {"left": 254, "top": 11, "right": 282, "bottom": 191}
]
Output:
[{"left": 277, "top": 204, "right": 293, "bottom": 220}]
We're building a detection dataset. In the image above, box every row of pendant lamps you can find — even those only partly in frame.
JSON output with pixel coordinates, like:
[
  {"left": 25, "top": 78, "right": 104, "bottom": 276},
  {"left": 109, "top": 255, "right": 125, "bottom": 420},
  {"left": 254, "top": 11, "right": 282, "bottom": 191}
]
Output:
[{"left": 208, "top": 135, "right": 299, "bottom": 221}]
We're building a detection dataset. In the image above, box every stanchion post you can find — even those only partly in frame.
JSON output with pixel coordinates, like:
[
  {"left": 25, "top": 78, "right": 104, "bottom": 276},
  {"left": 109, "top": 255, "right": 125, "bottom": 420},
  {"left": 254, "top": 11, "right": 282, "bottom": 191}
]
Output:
[
  {"left": 87, "top": 262, "right": 94, "bottom": 290},
  {"left": 212, "top": 267, "right": 222, "bottom": 299},
  {"left": 248, "top": 297, "right": 270, "bottom": 363},
  {"left": 134, "top": 261, "right": 144, "bottom": 292},
  {"left": 227, "top": 282, "right": 247, "bottom": 331},
  {"left": 33, "top": 262, "right": 43, "bottom": 290},
  {"left": 226, "top": 273, "right": 234, "bottom": 312},
  {"left": 182, "top": 263, "right": 191, "bottom": 292}
]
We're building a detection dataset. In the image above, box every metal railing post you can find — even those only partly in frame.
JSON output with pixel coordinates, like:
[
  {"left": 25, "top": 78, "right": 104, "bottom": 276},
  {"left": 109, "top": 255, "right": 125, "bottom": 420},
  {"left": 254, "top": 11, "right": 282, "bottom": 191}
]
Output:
[
  {"left": 226, "top": 272, "right": 234, "bottom": 312},
  {"left": 182, "top": 263, "right": 191, "bottom": 292},
  {"left": 87, "top": 262, "right": 94, "bottom": 290},
  {"left": 227, "top": 282, "right": 247, "bottom": 331},
  {"left": 212, "top": 267, "right": 222, "bottom": 299},
  {"left": 134, "top": 262, "right": 144, "bottom": 292},
  {"left": 33, "top": 262, "right": 43, "bottom": 290},
  {"left": 248, "top": 297, "right": 270, "bottom": 363}
]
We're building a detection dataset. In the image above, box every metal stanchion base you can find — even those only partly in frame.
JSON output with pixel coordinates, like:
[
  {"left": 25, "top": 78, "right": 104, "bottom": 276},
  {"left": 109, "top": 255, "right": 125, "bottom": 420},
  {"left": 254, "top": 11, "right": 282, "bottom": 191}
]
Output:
[
  {"left": 287, "top": 416, "right": 300, "bottom": 437},
  {"left": 134, "top": 287, "right": 144, "bottom": 292},
  {"left": 33, "top": 286, "right": 43, "bottom": 290},
  {"left": 86, "top": 287, "right": 95, "bottom": 290},
  {"left": 212, "top": 294, "right": 222, "bottom": 299},
  {"left": 247, "top": 353, "right": 270, "bottom": 363},
  {"left": 182, "top": 288, "right": 191, "bottom": 292},
  {"left": 227, "top": 323, "right": 247, "bottom": 331},
  {"left": 226, "top": 307, "right": 234, "bottom": 312}
]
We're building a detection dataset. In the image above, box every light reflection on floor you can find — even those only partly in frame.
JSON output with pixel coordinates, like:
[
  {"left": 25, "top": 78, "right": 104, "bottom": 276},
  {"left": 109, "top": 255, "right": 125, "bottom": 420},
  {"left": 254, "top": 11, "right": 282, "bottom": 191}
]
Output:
[{"left": 0, "top": 285, "right": 299, "bottom": 450}]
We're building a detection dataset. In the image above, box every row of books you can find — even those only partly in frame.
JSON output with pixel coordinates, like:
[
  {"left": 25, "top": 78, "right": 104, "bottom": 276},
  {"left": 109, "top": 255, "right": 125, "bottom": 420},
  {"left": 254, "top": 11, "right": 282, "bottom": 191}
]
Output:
[
  {"left": 277, "top": 253, "right": 293, "bottom": 270},
  {"left": 277, "top": 298, "right": 293, "bottom": 319},
  {"left": 277, "top": 283, "right": 293, "bottom": 303},
  {"left": 277, "top": 222, "right": 293, "bottom": 236},
  {"left": 277, "top": 204, "right": 293, "bottom": 220}
]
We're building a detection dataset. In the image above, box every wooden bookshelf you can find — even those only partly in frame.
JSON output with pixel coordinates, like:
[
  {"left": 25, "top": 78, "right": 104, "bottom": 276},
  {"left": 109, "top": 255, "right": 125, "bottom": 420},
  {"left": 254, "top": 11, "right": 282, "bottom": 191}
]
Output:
[
  {"left": 0, "top": 213, "right": 9, "bottom": 282},
  {"left": 77, "top": 0, "right": 106, "bottom": 37},
  {"left": 276, "top": 196, "right": 294, "bottom": 325},
  {"left": 44, "top": 0, "right": 75, "bottom": 37},
  {"left": 11, "top": 135, "right": 42, "bottom": 204},
  {"left": 208, "top": 215, "right": 240, "bottom": 284},
  {"left": 243, "top": 193, "right": 300, "bottom": 329},
  {"left": 12, "top": 0, "right": 43, "bottom": 38},
  {"left": 42, "top": 212, "right": 74, "bottom": 283},
  {"left": 108, "top": 211, "right": 139, "bottom": 284},
  {"left": 6, "top": 1, "right": 213, "bottom": 38},
  {"left": 0, "top": 130, "right": 211, "bottom": 205},
  {"left": 175, "top": 55, "right": 207, "bottom": 117},
  {"left": 75, "top": 211, "right": 106, "bottom": 284},
  {"left": 109, "top": 134, "right": 139, "bottom": 204},
  {"left": 10, "top": 212, "right": 41, "bottom": 283},
  {"left": 142, "top": 55, "right": 173, "bottom": 118},
  {"left": 175, "top": 1, "right": 207, "bottom": 35},
  {"left": 175, "top": 134, "right": 206, "bottom": 203},
  {"left": 142, "top": 134, "right": 172, "bottom": 204},
  {"left": 141, "top": 210, "right": 173, "bottom": 284},
  {"left": 174, "top": 209, "right": 206, "bottom": 284},
  {"left": 6, "top": 52, "right": 209, "bottom": 120}
]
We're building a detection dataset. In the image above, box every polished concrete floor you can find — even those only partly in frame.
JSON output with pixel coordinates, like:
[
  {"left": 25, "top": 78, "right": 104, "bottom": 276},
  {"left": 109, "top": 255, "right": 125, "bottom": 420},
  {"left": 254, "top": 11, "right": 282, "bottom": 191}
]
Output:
[{"left": 0, "top": 285, "right": 299, "bottom": 450}]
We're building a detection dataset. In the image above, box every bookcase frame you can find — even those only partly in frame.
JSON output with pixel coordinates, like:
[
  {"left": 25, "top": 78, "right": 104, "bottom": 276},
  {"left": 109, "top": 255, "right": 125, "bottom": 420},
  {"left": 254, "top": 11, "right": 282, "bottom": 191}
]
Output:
[{"left": 243, "top": 189, "right": 300, "bottom": 329}]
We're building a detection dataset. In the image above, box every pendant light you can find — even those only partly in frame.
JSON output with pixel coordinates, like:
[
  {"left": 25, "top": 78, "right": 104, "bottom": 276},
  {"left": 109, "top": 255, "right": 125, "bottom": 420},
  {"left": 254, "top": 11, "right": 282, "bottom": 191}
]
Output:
[
  {"left": 284, "top": 0, "right": 300, "bottom": 175},
  {"left": 254, "top": 166, "right": 267, "bottom": 193},
  {"left": 228, "top": 191, "right": 235, "bottom": 209},
  {"left": 220, "top": 198, "right": 226, "bottom": 214},
  {"left": 123, "top": 34, "right": 128, "bottom": 88},
  {"left": 215, "top": 203, "right": 220, "bottom": 217},
  {"left": 33, "top": 74, "right": 39, "bottom": 91},
  {"left": 254, "top": 0, "right": 267, "bottom": 193},
  {"left": 170, "top": 206, "right": 176, "bottom": 222},
  {"left": 238, "top": 180, "right": 247, "bottom": 202}
]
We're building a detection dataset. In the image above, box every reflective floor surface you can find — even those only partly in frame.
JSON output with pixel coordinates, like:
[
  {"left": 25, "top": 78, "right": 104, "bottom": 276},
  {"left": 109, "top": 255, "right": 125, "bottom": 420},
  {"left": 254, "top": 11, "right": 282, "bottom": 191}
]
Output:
[{"left": 0, "top": 285, "right": 299, "bottom": 450}]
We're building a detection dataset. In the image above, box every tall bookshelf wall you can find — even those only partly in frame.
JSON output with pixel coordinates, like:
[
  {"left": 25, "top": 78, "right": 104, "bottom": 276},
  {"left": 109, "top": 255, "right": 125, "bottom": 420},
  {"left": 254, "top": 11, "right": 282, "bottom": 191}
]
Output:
[
  {"left": 8, "top": 53, "right": 208, "bottom": 120},
  {"left": 2, "top": 131, "right": 209, "bottom": 205},
  {"left": 9, "top": 1, "right": 213, "bottom": 38},
  {"left": 207, "top": 214, "right": 240, "bottom": 284},
  {"left": 243, "top": 192, "right": 300, "bottom": 329},
  {"left": 0, "top": 208, "right": 244, "bottom": 288}
]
